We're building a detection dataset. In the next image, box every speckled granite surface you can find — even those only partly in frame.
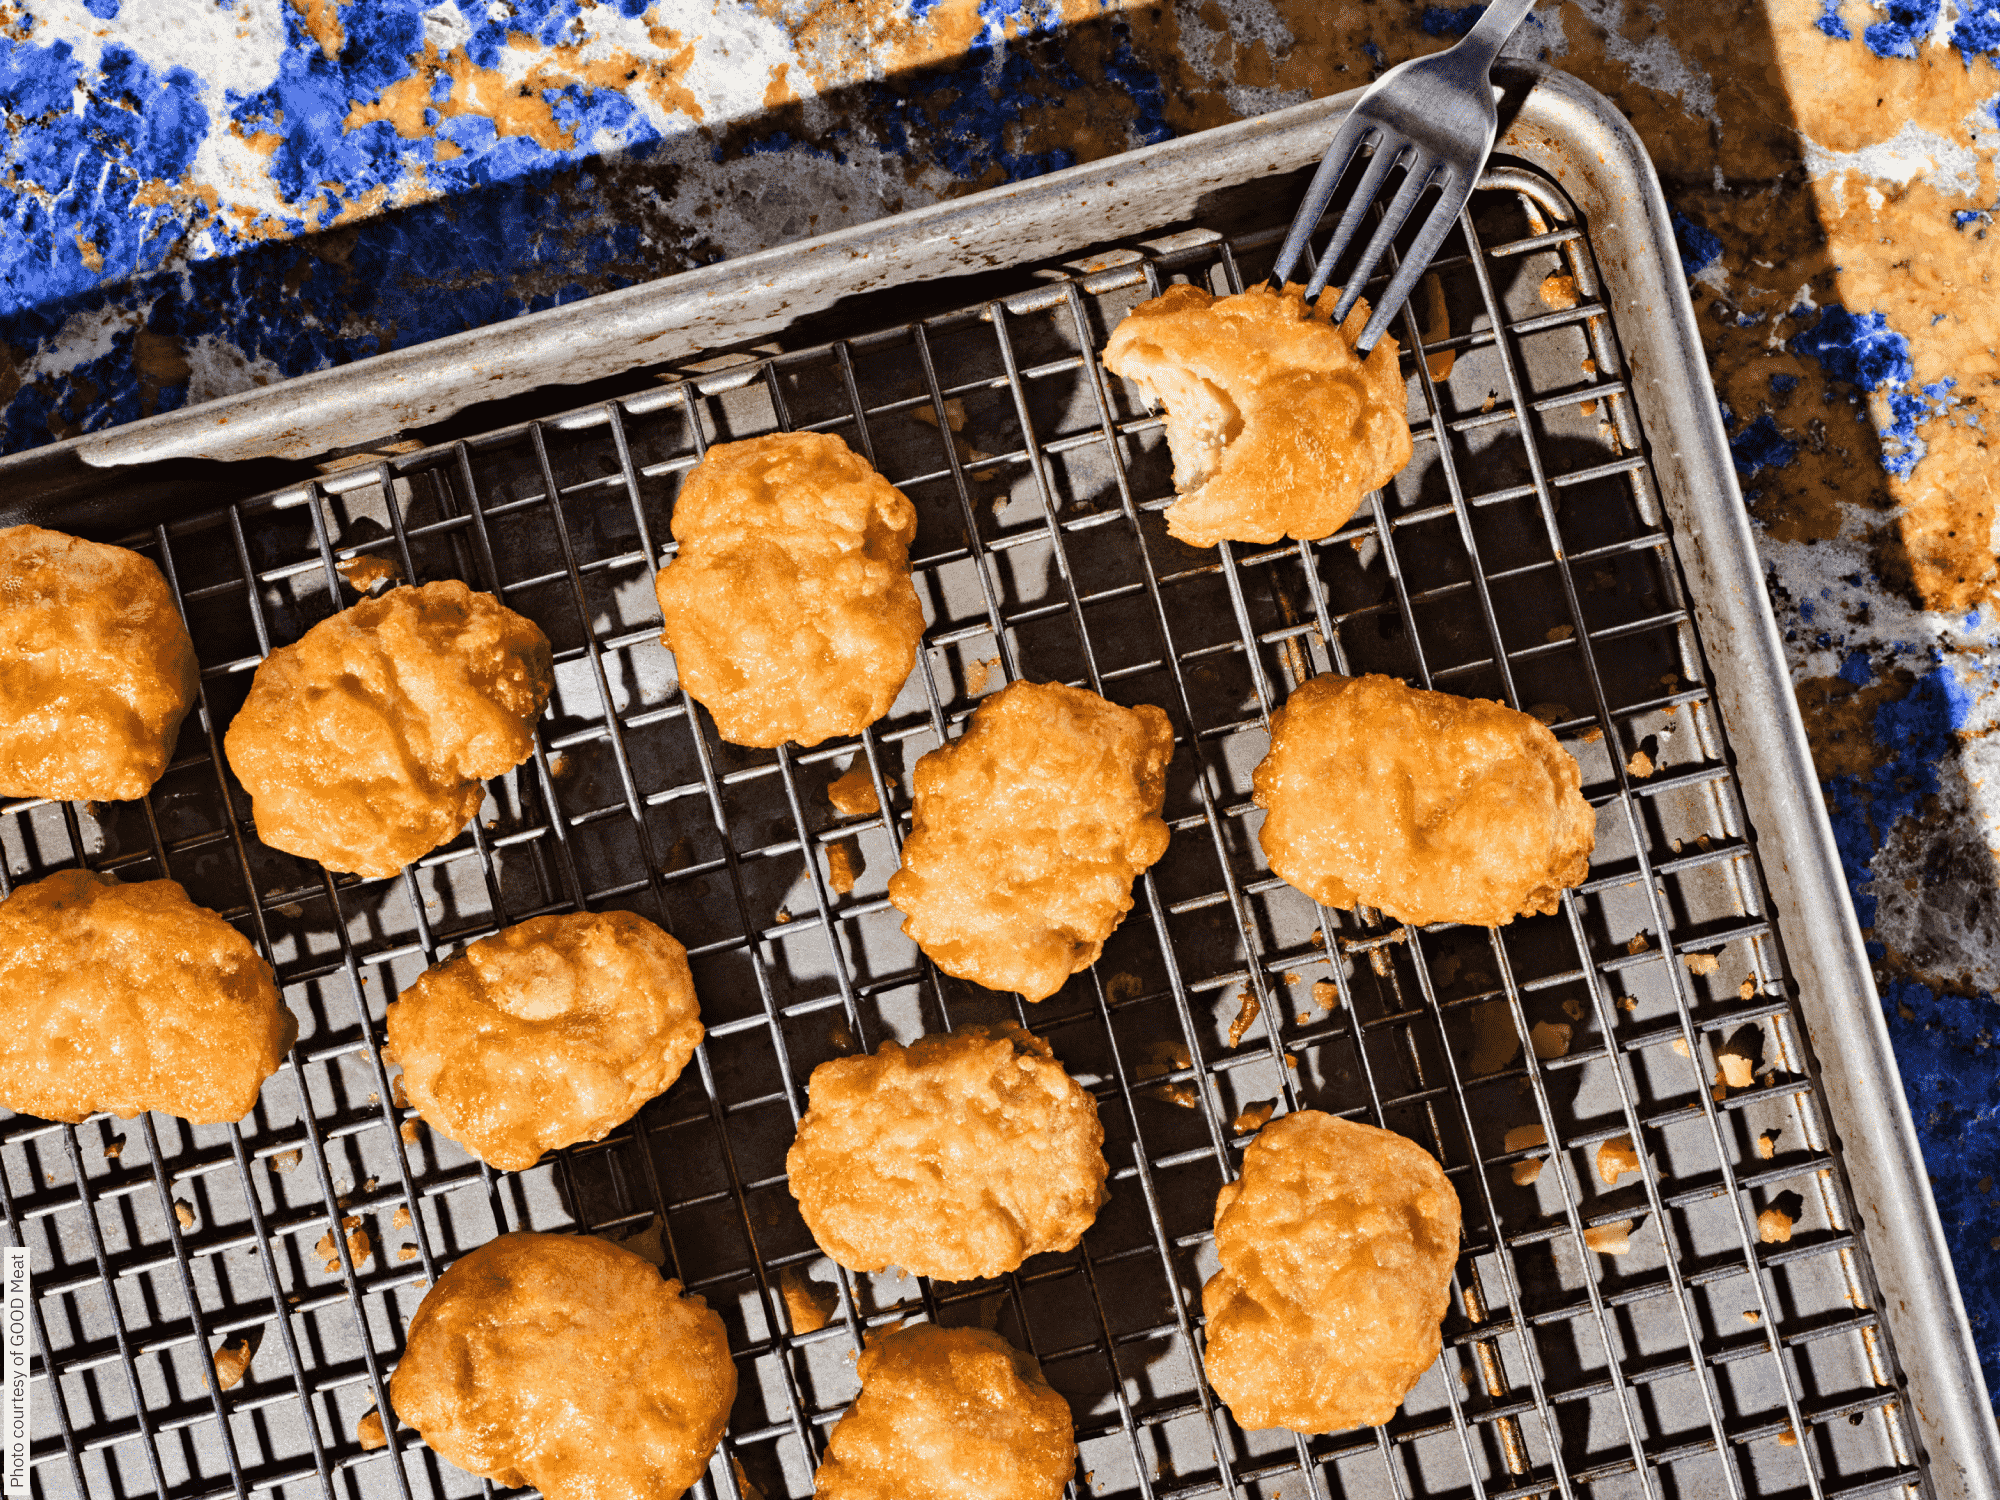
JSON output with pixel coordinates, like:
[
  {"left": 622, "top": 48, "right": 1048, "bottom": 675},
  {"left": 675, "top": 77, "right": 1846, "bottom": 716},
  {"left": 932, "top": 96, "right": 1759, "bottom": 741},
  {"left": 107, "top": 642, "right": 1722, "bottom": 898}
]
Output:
[{"left": 3, "top": 0, "right": 1996, "bottom": 1412}]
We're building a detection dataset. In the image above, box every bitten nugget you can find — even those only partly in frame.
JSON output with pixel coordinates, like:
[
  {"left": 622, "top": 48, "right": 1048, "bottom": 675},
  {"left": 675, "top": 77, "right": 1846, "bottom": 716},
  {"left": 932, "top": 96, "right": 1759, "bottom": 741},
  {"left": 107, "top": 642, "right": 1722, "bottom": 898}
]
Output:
[
  {"left": 223, "top": 581, "right": 553, "bottom": 878},
  {"left": 654, "top": 432, "right": 923, "bottom": 748},
  {"left": 1203, "top": 1111, "right": 1460, "bottom": 1434},
  {"left": 1101, "top": 284, "right": 1411, "bottom": 548},
  {"left": 0, "top": 525, "right": 198, "bottom": 802},
  {"left": 391, "top": 1233, "right": 734, "bottom": 1500},
  {"left": 1254, "top": 674, "right": 1595, "bottom": 927},
  {"left": 0, "top": 870, "right": 295, "bottom": 1124},
  {"left": 815, "top": 1324, "right": 1075, "bottom": 1500},
  {"left": 786, "top": 1023, "right": 1107, "bottom": 1282},
  {"left": 385, "top": 911, "right": 704, "bottom": 1172},
  {"left": 887, "top": 681, "right": 1173, "bottom": 1003}
]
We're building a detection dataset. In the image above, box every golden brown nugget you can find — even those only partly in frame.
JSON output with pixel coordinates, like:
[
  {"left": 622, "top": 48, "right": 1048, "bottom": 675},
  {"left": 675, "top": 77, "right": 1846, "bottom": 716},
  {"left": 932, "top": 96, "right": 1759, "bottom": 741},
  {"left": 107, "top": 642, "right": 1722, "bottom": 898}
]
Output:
[
  {"left": 787, "top": 1023, "right": 1107, "bottom": 1282},
  {"left": 0, "top": 869, "right": 294, "bottom": 1124},
  {"left": 1253, "top": 674, "right": 1595, "bottom": 928},
  {"left": 391, "top": 1232, "right": 734, "bottom": 1500},
  {"left": 887, "top": 681, "right": 1172, "bottom": 1003},
  {"left": 654, "top": 432, "right": 923, "bottom": 748},
  {"left": 385, "top": 910, "right": 704, "bottom": 1172},
  {"left": 223, "top": 581, "right": 553, "bottom": 878},
  {"left": 1202, "top": 1111, "right": 1461, "bottom": 1434},
  {"left": 1100, "top": 284, "right": 1411, "bottom": 548},
  {"left": 815, "top": 1323, "right": 1075, "bottom": 1500},
  {"left": 0, "top": 525, "right": 198, "bottom": 802}
]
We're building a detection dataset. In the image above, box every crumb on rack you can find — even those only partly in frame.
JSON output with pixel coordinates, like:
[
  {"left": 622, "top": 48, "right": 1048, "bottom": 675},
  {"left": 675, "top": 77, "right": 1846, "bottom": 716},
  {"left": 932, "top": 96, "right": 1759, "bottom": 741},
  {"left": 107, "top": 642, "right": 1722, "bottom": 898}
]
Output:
[
  {"left": 1231, "top": 1099, "right": 1276, "bottom": 1134},
  {"left": 1596, "top": 1135, "right": 1641, "bottom": 1185},
  {"left": 1583, "top": 1219, "right": 1633, "bottom": 1256}
]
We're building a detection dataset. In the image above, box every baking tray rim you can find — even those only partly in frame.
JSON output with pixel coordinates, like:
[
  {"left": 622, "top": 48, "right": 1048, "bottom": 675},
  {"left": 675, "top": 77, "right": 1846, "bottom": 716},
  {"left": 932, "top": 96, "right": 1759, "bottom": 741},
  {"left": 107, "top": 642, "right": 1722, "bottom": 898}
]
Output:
[{"left": 2, "top": 60, "right": 1994, "bottom": 1495}]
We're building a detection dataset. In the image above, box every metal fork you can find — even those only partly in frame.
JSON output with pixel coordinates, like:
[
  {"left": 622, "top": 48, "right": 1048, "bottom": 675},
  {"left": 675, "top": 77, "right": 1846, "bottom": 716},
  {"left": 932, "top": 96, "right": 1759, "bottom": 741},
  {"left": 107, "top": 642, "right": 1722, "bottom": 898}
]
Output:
[{"left": 1270, "top": 0, "right": 1537, "bottom": 352}]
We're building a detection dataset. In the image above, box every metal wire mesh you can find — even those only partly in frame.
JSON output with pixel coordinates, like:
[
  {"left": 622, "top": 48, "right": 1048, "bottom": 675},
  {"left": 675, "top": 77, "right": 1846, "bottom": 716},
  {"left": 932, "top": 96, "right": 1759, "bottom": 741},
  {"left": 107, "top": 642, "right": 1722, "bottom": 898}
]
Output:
[{"left": 0, "top": 163, "right": 1930, "bottom": 1500}]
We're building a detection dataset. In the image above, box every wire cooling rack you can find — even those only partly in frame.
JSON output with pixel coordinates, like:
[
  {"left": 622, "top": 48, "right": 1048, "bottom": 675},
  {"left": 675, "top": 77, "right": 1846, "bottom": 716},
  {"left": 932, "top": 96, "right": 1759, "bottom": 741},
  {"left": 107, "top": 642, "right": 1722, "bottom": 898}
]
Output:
[{"left": 0, "top": 161, "right": 1929, "bottom": 1500}]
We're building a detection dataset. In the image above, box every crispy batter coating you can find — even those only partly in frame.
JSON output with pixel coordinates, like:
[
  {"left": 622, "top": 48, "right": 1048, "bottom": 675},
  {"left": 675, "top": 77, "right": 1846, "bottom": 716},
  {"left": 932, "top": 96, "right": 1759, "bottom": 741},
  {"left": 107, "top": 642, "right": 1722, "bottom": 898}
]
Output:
[
  {"left": 786, "top": 1023, "right": 1107, "bottom": 1282},
  {"left": 815, "top": 1323, "right": 1076, "bottom": 1500},
  {"left": 0, "top": 525, "right": 198, "bottom": 802},
  {"left": 887, "top": 681, "right": 1173, "bottom": 1003},
  {"left": 223, "top": 581, "right": 553, "bottom": 878},
  {"left": 0, "top": 870, "right": 294, "bottom": 1124},
  {"left": 1100, "top": 284, "right": 1411, "bottom": 548},
  {"left": 654, "top": 432, "right": 923, "bottom": 748},
  {"left": 1253, "top": 674, "right": 1595, "bottom": 927},
  {"left": 385, "top": 911, "right": 704, "bottom": 1172},
  {"left": 391, "top": 1232, "right": 734, "bottom": 1500},
  {"left": 1202, "top": 1111, "right": 1461, "bottom": 1434}
]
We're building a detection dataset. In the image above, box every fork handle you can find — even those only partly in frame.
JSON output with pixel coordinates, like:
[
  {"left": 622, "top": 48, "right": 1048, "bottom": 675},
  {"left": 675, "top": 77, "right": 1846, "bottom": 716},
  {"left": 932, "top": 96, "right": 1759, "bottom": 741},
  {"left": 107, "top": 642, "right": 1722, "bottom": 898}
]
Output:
[{"left": 1453, "top": 0, "right": 1538, "bottom": 72}]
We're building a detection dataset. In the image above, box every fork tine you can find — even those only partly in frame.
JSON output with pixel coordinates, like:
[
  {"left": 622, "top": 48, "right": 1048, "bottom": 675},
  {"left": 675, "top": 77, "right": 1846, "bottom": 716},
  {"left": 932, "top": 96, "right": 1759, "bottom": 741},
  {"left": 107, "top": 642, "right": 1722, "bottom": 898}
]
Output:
[
  {"left": 1353, "top": 170, "right": 1471, "bottom": 355},
  {"left": 1269, "top": 119, "right": 1379, "bottom": 289},
  {"left": 1299, "top": 139, "right": 1408, "bottom": 303},
  {"left": 1322, "top": 153, "right": 1436, "bottom": 326}
]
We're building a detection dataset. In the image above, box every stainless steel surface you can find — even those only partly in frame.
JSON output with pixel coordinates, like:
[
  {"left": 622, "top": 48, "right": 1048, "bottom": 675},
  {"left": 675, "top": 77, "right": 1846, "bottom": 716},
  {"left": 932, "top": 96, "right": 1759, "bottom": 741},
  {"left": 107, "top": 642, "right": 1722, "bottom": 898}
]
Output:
[
  {"left": 1271, "top": 0, "right": 1533, "bottom": 349},
  {"left": 1, "top": 63, "right": 1994, "bottom": 1500}
]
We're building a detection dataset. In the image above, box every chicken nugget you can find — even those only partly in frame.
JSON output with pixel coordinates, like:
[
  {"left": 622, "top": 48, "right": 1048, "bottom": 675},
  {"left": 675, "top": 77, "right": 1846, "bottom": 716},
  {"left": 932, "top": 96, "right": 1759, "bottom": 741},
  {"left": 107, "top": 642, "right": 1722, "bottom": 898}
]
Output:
[
  {"left": 223, "top": 581, "right": 553, "bottom": 878},
  {"left": 386, "top": 910, "right": 704, "bottom": 1171},
  {"left": 654, "top": 432, "right": 923, "bottom": 748},
  {"left": 0, "top": 869, "right": 295, "bottom": 1124},
  {"left": 1202, "top": 1111, "right": 1460, "bottom": 1434},
  {"left": 815, "top": 1323, "right": 1075, "bottom": 1500},
  {"left": 887, "top": 681, "right": 1173, "bottom": 1003},
  {"left": 1253, "top": 674, "right": 1595, "bottom": 927},
  {"left": 1101, "top": 284, "right": 1411, "bottom": 548},
  {"left": 786, "top": 1022, "right": 1107, "bottom": 1282},
  {"left": 391, "top": 1232, "right": 734, "bottom": 1500},
  {"left": 0, "top": 524, "right": 198, "bottom": 802}
]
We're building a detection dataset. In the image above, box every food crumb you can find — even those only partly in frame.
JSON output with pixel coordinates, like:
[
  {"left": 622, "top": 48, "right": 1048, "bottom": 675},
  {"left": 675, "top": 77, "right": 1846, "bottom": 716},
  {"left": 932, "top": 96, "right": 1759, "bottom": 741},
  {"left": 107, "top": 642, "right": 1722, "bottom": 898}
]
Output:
[
  {"left": 1226, "top": 990, "right": 1261, "bottom": 1048},
  {"left": 1672, "top": 1037, "right": 1690, "bottom": 1057},
  {"left": 1545, "top": 625, "right": 1574, "bottom": 643},
  {"left": 1529, "top": 1020, "right": 1572, "bottom": 1060},
  {"left": 270, "top": 1149, "right": 302, "bottom": 1174},
  {"left": 1596, "top": 1135, "right": 1641, "bottom": 1185},
  {"left": 401, "top": 1121, "right": 421, "bottom": 1144},
  {"left": 1777, "top": 1427, "right": 1798, "bottom": 1448},
  {"left": 1744, "top": 1309, "right": 1761, "bottom": 1324},
  {"left": 104, "top": 1134, "right": 125, "bottom": 1160},
  {"left": 1684, "top": 952, "right": 1720, "bottom": 976},
  {"left": 1107, "top": 972, "right": 1143, "bottom": 1003},
  {"left": 336, "top": 554, "right": 403, "bottom": 595},
  {"left": 391, "top": 1073, "right": 409, "bottom": 1109},
  {"left": 1503, "top": 1123, "right": 1546, "bottom": 1186},
  {"left": 1583, "top": 1220, "right": 1633, "bottom": 1256},
  {"left": 1627, "top": 749, "right": 1655, "bottom": 779},
  {"left": 1757, "top": 1130, "right": 1780, "bottom": 1160},
  {"left": 1561, "top": 997, "right": 1583, "bottom": 1021},
  {"left": 1231, "top": 1099, "right": 1277, "bottom": 1134},
  {"left": 1715, "top": 1029, "right": 1759, "bottom": 1089},
  {"left": 357, "top": 1407, "right": 388, "bottom": 1450},
  {"left": 779, "top": 1265, "right": 838, "bottom": 1333},
  {"left": 826, "top": 838, "right": 863, "bottom": 896},
  {"left": 210, "top": 1338, "right": 253, "bottom": 1390},
  {"left": 1539, "top": 273, "right": 1579, "bottom": 310},
  {"left": 397, "top": 1244, "right": 417, "bottom": 1262},
  {"left": 912, "top": 396, "right": 968, "bottom": 433},
  {"left": 1136, "top": 1040, "right": 1198, "bottom": 1109},
  {"left": 1529, "top": 702, "right": 1570, "bottom": 725},
  {"left": 1581, "top": 725, "right": 1604, "bottom": 742},
  {"left": 1311, "top": 979, "right": 1340, "bottom": 1010},
  {"left": 1626, "top": 933, "right": 1649, "bottom": 955},
  {"left": 1757, "top": 1207, "right": 1794, "bottom": 1244},
  {"left": 391, "top": 1205, "right": 412, "bottom": 1230},
  {"left": 174, "top": 1200, "right": 196, "bottom": 1230},
  {"left": 827, "top": 763, "right": 881, "bottom": 817}
]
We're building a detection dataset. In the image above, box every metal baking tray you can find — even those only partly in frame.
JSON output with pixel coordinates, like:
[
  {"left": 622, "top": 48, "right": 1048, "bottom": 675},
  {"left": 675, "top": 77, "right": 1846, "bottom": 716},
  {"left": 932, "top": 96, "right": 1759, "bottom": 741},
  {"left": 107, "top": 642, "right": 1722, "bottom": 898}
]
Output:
[{"left": 2, "top": 62, "right": 1995, "bottom": 1500}]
